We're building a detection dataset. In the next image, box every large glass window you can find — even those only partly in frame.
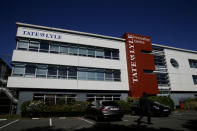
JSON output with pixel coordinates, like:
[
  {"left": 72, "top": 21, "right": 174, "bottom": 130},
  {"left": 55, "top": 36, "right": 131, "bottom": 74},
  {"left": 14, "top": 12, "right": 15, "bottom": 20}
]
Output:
[
  {"left": 68, "top": 67, "right": 77, "bottom": 79},
  {"left": 189, "top": 59, "right": 197, "bottom": 68},
  {"left": 13, "top": 64, "right": 25, "bottom": 76},
  {"left": 60, "top": 46, "right": 68, "bottom": 54},
  {"left": 96, "top": 49, "right": 104, "bottom": 58},
  {"left": 17, "top": 41, "right": 28, "bottom": 50},
  {"left": 29, "top": 42, "right": 39, "bottom": 51},
  {"left": 88, "top": 48, "right": 95, "bottom": 57},
  {"left": 48, "top": 66, "right": 57, "bottom": 78},
  {"left": 40, "top": 42, "right": 49, "bottom": 52},
  {"left": 69, "top": 46, "right": 78, "bottom": 55},
  {"left": 79, "top": 48, "right": 87, "bottom": 56},
  {"left": 192, "top": 75, "right": 197, "bottom": 85},
  {"left": 77, "top": 67, "right": 87, "bottom": 80},
  {"left": 58, "top": 66, "right": 67, "bottom": 79},
  {"left": 25, "top": 65, "right": 36, "bottom": 77},
  {"left": 36, "top": 65, "right": 47, "bottom": 78},
  {"left": 50, "top": 44, "right": 59, "bottom": 54}
]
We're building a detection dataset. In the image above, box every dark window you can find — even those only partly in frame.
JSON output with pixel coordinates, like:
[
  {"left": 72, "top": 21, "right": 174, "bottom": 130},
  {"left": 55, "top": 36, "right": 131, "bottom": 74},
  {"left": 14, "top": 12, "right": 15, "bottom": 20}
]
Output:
[
  {"left": 192, "top": 75, "right": 197, "bottom": 85},
  {"left": 48, "top": 66, "right": 57, "bottom": 78},
  {"left": 112, "top": 50, "right": 119, "bottom": 60},
  {"left": 105, "top": 69, "right": 113, "bottom": 81},
  {"left": 104, "top": 49, "right": 111, "bottom": 59},
  {"left": 58, "top": 66, "right": 67, "bottom": 78},
  {"left": 40, "top": 42, "right": 49, "bottom": 52},
  {"left": 189, "top": 59, "right": 197, "bottom": 68},
  {"left": 25, "top": 65, "right": 36, "bottom": 77},
  {"left": 113, "top": 70, "right": 121, "bottom": 81},
  {"left": 96, "top": 69, "right": 104, "bottom": 81},
  {"left": 68, "top": 67, "right": 77, "bottom": 79},
  {"left": 170, "top": 58, "right": 179, "bottom": 68}
]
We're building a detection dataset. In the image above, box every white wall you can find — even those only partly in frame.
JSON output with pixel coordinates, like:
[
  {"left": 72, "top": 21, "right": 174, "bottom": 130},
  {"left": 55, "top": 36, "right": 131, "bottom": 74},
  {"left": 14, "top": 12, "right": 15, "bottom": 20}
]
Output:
[
  {"left": 7, "top": 77, "right": 129, "bottom": 91},
  {"left": 165, "top": 49, "right": 197, "bottom": 91},
  {"left": 7, "top": 26, "right": 129, "bottom": 91}
]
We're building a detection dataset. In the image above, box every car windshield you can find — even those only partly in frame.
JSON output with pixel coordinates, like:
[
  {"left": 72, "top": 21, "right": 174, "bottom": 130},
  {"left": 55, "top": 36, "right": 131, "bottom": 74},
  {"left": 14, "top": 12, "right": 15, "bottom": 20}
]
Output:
[{"left": 102, "top": 101, "right": 118, "bottom": 106}]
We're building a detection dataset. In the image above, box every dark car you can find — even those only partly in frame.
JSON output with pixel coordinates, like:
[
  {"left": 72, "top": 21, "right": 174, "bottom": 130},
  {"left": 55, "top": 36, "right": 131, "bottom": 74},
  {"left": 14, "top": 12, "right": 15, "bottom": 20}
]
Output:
[
  {"left": 85, "top": 100, "right": 124, "bottom": 121},
  {"left": 131, "top": 100, "right": 171, "bottom": 117}
]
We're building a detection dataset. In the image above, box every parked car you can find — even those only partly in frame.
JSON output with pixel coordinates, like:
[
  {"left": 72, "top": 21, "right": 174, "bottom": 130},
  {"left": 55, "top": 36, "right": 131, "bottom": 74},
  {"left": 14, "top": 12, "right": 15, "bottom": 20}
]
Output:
[
  {"left": 85, "top": 100, "right": 124, "bottom": 121},
  {"left": 131, "top": 100, "right": 171, "bottom": 117}
]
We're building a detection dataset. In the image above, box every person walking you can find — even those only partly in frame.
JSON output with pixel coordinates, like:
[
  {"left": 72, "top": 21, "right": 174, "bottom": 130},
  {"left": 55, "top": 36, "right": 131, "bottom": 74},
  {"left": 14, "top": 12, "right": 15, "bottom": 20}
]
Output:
[{"left": 136, "top": 92, "right": 152, "bottom": 125}]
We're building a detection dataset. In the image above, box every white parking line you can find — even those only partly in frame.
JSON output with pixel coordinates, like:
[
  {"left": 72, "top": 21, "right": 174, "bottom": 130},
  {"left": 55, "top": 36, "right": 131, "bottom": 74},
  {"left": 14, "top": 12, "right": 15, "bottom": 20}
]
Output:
[
  {"left": 0, "top": 119, "right": 7, "bottom": 121},
  {"left": 77, "top": 118, "right": 94, "bottom": 125},
  {"left": 0, "top": 119, "right": 19, "bottom": 129}
]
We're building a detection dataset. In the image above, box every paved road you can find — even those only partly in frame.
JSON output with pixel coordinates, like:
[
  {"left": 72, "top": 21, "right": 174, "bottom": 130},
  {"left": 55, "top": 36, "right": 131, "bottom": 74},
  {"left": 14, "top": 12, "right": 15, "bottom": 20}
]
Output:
[{"left": 0, "top": 111, "right": 197, "bottom": 131}]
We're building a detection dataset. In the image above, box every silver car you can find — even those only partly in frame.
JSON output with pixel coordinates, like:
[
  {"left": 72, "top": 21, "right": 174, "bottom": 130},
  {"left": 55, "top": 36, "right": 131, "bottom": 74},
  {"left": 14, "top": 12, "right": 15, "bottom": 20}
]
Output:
[{"left": 85, "top": 100, "right": 124, "bottom": 121}]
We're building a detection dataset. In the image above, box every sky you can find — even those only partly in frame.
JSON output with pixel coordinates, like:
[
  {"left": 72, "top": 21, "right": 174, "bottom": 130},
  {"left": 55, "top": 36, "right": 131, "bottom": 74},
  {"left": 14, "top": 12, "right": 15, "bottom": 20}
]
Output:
[{"left": 0, "top": 0, "right": 197, "bottom": 63}]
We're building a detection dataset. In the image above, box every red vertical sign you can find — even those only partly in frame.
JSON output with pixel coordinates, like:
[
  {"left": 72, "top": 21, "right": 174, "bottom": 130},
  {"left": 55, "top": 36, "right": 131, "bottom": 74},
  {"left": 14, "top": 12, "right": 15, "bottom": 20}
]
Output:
[{"left": 123, "top": 33, "right": 158, "bottom": 97}]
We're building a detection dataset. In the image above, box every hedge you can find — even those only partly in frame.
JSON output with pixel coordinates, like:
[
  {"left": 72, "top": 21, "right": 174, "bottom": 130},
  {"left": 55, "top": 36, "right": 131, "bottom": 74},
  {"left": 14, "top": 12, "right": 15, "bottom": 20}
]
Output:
[
  {"left": 21, "top": 100, "right": 89, "bottom": 117},
  {"left": 183, "top": 98, "right": 197, "bottom": 110}
]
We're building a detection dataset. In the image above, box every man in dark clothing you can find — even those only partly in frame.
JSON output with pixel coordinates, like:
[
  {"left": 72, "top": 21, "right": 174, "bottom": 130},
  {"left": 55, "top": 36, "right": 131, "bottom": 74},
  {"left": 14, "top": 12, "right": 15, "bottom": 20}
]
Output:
[{"left": 136, "top": 92, "right": 152, "bottom": 125}]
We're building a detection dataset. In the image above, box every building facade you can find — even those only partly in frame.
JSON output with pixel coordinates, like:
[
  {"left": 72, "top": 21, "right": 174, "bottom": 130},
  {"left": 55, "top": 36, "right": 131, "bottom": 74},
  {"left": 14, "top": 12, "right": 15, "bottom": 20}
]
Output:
[{"left": 7, "top": 23, "right": 197, "bottom": 113}]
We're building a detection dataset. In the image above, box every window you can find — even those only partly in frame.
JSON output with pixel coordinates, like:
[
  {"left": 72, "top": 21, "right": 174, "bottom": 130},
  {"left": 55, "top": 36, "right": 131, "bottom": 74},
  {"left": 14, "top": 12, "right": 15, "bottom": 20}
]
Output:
[
  {"left": 36, "top": 65, "right": 47, "bottom": 78},
  {"left": 25, "top": 65, "right": 36, "bottom": 77},
  {"left": 87, "top": 71, "right": 96, "bottom": 80},
  {"left": 156, "top": 73, "right": 169, "bottom": 86},
  {"left": 113, "top": 70, "right": 121, "bottom": 81},
  {"left": 193, "top": 75, "right": 197, "bottom": 85},
  {"left": 96, "top": 49, "right": 104, "bottom": 58},
  {"left": 29, "top": 42, "right": 39, "bottom": 51},
  {"left": 69, "top": 46, "right": 78, "bottom": 55},
  {"left": 68, "top": 67, "right": 77, "bottom": 79},
  {"left": 47, "top": 66, "right": 57, "bottom": 78},
  {"left": 104, "top": 49, "right": 111, "bottom": 59},
  {"left": 88, "top": 48, "right": 95, "bottom": 57},
  {"left": 60, "top": 46, "right": 68, "bottom": 54},
  {"left": 77, "top": 67, "right": 87, "bottom": 80},
  {"left": 58, "top": 66, "right": 67, "bottom": 78},
  {"left": 17, "top": 41, "right": 28, "bottom": 50},
  {"left": 13, "top": 64, "right": 25, "bottom": 76},
  {"left": 79, "top": 48, "right": 87, "bottom": 56},
  {"left": 96, "top": 70, "right": 104, "bottom": 81},
  {"left": 50, "top": 44, "right": 59, "bottom": 53},
  {"left": 105, "top": 69, "right": 113, "bottom": 81},
  {"left": 112, "top": 50, "right": 119, "bottom": 60},
  {"left": 189, "top": 59, "right": 197, "bottom": 68},
  {"left": 170, "top": 58, "right": 179, "bottom": 68},
  {"left": 40, "top": 42, "right": 49, "bottom": 52}
]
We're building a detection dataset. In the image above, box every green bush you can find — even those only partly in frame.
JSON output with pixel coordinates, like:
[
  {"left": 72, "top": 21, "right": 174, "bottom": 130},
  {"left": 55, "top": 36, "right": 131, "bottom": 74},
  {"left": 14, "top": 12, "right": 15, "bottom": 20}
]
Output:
[
  {"left": 20, "top": 100, "right": 89, "bottom": 117},
  {"left": 183, "top": 98, "right": 197, "bottom": 110},
  {"left": 115, "top": 100, "right": 133, "bottom": 114},
  {"left": 148, "top": 96, "right": 174, "bottom": 110}
]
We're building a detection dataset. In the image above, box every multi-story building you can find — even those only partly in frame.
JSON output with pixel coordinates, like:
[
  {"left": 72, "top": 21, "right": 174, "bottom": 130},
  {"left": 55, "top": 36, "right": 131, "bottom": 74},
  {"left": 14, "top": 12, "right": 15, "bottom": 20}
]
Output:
[{"left": 7, "top": 23, "right": 197, "bottom": 114}]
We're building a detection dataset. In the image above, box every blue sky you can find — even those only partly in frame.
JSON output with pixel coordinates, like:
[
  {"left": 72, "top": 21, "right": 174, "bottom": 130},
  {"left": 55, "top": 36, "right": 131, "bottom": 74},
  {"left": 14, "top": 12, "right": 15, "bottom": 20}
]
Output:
[{"left": 0, "top": 0, "right": 197, "bottom": 62}]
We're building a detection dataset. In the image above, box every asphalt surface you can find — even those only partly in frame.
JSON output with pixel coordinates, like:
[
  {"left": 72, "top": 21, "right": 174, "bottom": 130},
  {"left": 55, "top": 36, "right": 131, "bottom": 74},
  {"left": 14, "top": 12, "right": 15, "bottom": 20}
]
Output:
[{"left": 0, "top": 111, "right": 197, "bottom": 131}]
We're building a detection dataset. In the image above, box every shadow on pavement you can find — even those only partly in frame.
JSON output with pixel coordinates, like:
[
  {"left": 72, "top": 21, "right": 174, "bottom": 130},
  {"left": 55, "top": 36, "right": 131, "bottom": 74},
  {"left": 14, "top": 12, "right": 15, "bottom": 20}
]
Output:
[
  {"left": 75, "top": 123, "right": 183, "bottom": 131},
  {"left": 182, "top": 119, "right": 197, "bottom": 131},
  {"left": 21, "top": 126, "right": 65, "bottom": 131}
]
